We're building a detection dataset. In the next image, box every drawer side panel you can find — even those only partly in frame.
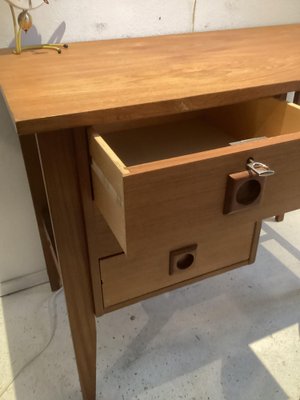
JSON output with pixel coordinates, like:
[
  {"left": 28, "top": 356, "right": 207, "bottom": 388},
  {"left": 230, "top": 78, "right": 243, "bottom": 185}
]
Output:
[{"left": 91, "top": 169, "right": 127, "bottom": 253}]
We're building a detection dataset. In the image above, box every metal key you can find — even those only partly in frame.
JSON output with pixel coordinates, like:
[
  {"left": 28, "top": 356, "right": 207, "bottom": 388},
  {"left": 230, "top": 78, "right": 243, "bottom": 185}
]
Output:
[{"left": 246, "top": 158, "right": 275, "bottom": 177}]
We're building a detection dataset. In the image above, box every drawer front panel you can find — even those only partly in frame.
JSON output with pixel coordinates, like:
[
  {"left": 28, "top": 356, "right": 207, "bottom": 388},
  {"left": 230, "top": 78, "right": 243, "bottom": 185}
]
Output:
[
  {"left": 123, "top": 135, "right": 300, "bottom": 254},
  {"left": 100, "top": 221, "right": 260, "bottom": 308}
]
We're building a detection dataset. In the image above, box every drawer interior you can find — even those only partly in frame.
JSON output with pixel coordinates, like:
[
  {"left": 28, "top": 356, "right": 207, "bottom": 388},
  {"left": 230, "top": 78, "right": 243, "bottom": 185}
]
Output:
[
  {"left": 98, "top": 97, "right": 300, "bottom": 168},
  {"left": 100, "top": 118, "right": 234, "bottom": 167}
]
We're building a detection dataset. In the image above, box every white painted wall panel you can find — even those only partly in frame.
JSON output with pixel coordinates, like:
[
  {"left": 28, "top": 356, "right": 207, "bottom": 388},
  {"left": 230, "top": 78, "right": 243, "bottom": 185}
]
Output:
[
  {"left": 0, "top": 93, "right": 46, "bottom": 289},
  {"left": 0, "top": 0, "right": 299, "bottom": 48},
  {"left": 198, "top": 0, "right": 300, "bottom": 31}
]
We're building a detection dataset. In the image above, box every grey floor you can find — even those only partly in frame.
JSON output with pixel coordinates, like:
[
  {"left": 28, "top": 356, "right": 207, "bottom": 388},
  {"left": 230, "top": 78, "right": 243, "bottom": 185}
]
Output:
[{"left": 1, "top": 211, "right": 300, "bottom": 400}]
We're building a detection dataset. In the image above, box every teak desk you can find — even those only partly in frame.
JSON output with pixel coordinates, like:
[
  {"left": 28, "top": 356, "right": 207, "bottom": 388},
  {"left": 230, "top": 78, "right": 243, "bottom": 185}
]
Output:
[{"left": 1, "top": 24, "right": 300, "bottom": 399}]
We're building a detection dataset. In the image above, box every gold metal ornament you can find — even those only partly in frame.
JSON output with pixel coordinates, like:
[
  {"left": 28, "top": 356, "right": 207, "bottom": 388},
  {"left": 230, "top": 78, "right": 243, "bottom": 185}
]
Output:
[
  {"left": 4, "top": 0, "right": 68, "bottom": 55},
  {"left": 18, "top": 10, "right": 32, "bottom": 32}
]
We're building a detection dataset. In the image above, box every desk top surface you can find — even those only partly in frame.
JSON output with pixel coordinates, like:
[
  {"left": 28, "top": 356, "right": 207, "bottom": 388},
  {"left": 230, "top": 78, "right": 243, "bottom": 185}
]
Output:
[{"left": 0, "top": 24, "right": 300, "bottom": 135}]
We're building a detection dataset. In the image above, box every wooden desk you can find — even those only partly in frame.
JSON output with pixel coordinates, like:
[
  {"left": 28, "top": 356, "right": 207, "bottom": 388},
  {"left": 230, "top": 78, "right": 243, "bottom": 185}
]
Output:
[{"left": 1, "top": 24, "right": 300, "bottom": 399}]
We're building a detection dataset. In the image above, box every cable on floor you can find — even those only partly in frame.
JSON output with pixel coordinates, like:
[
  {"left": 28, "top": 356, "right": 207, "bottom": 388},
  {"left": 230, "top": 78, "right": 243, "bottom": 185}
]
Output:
[{"left": 0, "top": 287, "right": 63, "bottom": 398}]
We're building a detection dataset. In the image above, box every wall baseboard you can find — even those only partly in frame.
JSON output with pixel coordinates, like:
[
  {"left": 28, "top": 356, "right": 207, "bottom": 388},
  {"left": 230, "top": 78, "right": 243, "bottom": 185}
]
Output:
[{"left": 0, "top": 269, "right": 49, "bottom": 297}]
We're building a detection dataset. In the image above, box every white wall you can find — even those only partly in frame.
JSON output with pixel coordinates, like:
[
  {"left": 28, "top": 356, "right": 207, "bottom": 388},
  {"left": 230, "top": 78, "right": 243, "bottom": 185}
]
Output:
[
  {"left": 0, "top": 0, "right": 300, "bottom": 47},
  {"left": 0, "top": 0, "right": 299, "bottom": 293},
  {"left": 0, "top": 92, "right": 46, "bottom": 294}
]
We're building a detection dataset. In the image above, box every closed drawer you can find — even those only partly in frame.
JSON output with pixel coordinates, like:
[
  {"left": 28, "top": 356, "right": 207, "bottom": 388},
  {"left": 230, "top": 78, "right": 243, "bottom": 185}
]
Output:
[
  {"left": 100, "top": 220, "right": 261, "bottom": 308},
  {"left": 89, "top": 97, "right": 300, "bottom": 255}
]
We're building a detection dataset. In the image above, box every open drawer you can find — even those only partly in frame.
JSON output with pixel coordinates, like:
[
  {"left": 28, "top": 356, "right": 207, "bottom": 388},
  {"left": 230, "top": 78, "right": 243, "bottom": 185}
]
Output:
[{"left": 89, "top": 97, "right": 300, "bottom": 254}]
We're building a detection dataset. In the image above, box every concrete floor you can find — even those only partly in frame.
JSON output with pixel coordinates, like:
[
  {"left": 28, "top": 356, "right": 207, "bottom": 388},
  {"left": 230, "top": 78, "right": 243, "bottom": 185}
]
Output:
[{"left": 1, "top": 211, "right": 300, "bottom": 400}]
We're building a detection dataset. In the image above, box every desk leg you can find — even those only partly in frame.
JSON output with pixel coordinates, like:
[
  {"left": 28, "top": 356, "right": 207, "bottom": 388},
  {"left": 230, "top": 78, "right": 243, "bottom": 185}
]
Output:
[
  {"left": 19, "top": 134, "right": 61, "bottom": 291},
  {"left": 275, "top": 214, "right": 285, "bottom": 222},
  {"left": 274, "top": 92, "right": 287, "bottom": 223},
  {"left": 275, "top": 92, "right": 300, "bottom": 223},
  {"left": 36, "top": 130, "right": 97, "bottom": 400}
]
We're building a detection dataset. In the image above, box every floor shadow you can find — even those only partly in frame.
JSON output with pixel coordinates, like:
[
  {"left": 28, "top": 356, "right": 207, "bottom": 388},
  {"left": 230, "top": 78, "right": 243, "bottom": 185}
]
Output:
[
  {"left": 1, "top": 210, "right": 299, "bottom": 399},
  {"left": 98, "top": 219, "right": 300, "bottom": 399}
]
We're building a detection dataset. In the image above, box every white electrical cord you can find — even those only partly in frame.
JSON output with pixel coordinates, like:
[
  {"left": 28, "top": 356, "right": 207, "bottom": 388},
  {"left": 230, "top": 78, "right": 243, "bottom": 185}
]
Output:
[
  {"left": 0, "top": 287, "right": 63, "bottom": 399},
  {"left": 192, "top": 0, "right": 198, "bottom": 32}
]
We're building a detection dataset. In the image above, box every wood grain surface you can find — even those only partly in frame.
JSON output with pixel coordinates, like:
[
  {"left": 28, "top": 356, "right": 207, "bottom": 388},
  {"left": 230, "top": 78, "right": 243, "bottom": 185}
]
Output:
[
  {"left": 19, "top": 134, "right": 62, "bottom": 291},
  {"left": 100, "top": 220, "right": 260, "bottom": 307},
  {"left": 73, "top": 128, "right": 122, "bottom": 316},
  {"left": 37, "top": 130, "right": 97, "bottom": 400},
  {"left": 0, "top": 24, "right": 299, "bottom": 134}
]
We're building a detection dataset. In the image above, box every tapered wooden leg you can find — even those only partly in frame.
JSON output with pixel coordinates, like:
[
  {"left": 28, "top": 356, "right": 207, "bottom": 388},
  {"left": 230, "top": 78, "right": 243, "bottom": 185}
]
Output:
[
  {"left": 36, "top": 130, "right": 97, "bottom": 400},
  {"left": 19, "top": 134, "right": 61, "bottom": 291},
  {"left": 274, "top": 92, "right": 300, "bottom": 223},
  {"left": 275, "top": 214, "right": 285, "bottom": 222}
]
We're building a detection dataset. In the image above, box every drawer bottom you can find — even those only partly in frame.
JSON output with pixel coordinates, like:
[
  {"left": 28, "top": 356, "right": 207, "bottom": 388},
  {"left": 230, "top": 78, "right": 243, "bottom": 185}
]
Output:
[{"left": 99, "top": 221, "right": 261, "bottom": 309}]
